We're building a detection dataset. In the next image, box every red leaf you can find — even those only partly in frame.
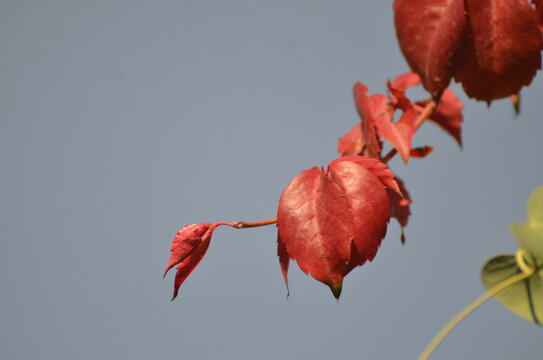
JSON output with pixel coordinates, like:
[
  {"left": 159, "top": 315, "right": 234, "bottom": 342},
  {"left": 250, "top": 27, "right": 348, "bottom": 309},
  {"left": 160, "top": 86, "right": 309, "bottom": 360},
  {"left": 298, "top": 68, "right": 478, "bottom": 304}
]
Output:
[
  {"left": 391, "top": 71, "right": 421, "bottom": 92},
  {"left": 410, "top": 146, "right": 434, "bottom": 158},
  {"left": 388, "top": 177, "right": 411, "bottom": 244},
  {"left": 455, "top": 0, "right": 543, "bottom": 102},
  {"left": 373, "top": 88, "right": 417, "bottom": 164},
  {"left": 164, "top": 223, "right": 211, "bottom": 276},
  {"left": 338, "top": 124, "right": 364, "bottom": 156},
  {"left": 394, "top": 0, "right": 468, "bottom": 98},
  {"left": 327, "top": 160, "right": 394, "bottom": 270},
  {"left": 164, "top": 223, "right": 217, "bottom": 300},
  {"left": 277, "top": 157, "right": 392, "bottom": 299},
  {"left": 419, "top": 88, "right": 464, "bottom": 146},
  {"left": 353, "top": 82, "right": 381, "bottom": 159},
  {"left": 329, "top": 155, "right": 401, "bottom": 194}
]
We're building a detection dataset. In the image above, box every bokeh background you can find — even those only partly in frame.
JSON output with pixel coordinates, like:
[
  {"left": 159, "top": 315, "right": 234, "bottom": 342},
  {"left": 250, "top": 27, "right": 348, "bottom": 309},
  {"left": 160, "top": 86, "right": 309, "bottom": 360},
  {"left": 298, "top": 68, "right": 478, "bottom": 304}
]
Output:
[{"left": 1, "top": 1, "right": 542, "bottom": 359}]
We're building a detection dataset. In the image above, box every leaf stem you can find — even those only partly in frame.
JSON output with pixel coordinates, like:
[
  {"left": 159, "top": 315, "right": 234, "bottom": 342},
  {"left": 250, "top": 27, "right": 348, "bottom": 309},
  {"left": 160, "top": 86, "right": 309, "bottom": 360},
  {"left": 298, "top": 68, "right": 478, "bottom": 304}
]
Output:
[
  {"left": 382, "top": 100, "right": 437, "bottom": 163},
  {"left": 418, "top": 266, "right": 535, "bottom": 360},
  {"left": 217, "top": 218, "right": 278, "bottom": 229}
]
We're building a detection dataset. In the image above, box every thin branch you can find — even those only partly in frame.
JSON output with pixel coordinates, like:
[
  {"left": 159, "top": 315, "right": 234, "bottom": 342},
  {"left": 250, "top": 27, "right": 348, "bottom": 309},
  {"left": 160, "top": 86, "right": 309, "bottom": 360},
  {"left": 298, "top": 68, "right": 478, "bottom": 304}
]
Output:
[
  {"left": 382, "top": 100, "right": 437, "bottom": 163},
  {"left": 216, "top": 218, "right": 278, "bottom": 229}
]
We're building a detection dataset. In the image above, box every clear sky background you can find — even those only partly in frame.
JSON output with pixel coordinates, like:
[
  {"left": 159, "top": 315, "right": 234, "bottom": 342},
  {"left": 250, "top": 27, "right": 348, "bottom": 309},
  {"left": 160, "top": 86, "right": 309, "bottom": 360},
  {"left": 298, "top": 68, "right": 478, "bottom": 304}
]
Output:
[{"left": 1, "top": 1, "right": 542, "bottom": 359}]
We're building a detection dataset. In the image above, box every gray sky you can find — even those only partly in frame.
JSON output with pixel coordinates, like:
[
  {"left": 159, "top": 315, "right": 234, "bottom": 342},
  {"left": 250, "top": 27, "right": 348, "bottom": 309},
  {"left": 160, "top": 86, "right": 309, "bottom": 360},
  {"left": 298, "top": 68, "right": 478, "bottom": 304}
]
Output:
[{"left": 1, "top": 1, "right": 542, "bottom": 359}]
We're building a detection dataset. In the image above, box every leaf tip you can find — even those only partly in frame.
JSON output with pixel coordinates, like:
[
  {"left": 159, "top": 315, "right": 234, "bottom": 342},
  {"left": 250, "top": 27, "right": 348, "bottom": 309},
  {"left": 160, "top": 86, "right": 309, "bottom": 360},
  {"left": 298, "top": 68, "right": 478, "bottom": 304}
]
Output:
[
  {"left": 510, "top": 94, "right": 521, "bottom": 116},
  {"left": 330, "top": 283, "right": 342, "bottom": 300}
]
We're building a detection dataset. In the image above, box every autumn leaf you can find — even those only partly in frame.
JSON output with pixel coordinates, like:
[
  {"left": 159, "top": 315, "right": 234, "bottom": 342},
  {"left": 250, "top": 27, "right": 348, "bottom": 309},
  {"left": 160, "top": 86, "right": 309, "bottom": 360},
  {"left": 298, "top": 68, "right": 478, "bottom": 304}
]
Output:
[
  {"left": 330, "top": 155, "right": 401, "bottom": 194},
  {"left": 373, "top": 85, "right": 418, "bottom": 164},
  {"left": 164, "top": 223, "right": 218, "bottom": 300},
  {"left": 455, "top": 0, "right": 543, "bottom": 102},
  {"left": 394, "top": 0, "right": 468, "bottom": 98},
  {"left": 338, "top": 123, "right": 364, "bottom": 156},
  {"left": 353, "top": 82, "right": 382, "bottom": 159},
  {"left": 410, "top": 146, "right": 434, "bottom": 158},
  {"left": 277, "top": 156, "right": 396, "bottom": 299},
  {"left": 390, "top": 71, "right": 421, "bottom": 93}
]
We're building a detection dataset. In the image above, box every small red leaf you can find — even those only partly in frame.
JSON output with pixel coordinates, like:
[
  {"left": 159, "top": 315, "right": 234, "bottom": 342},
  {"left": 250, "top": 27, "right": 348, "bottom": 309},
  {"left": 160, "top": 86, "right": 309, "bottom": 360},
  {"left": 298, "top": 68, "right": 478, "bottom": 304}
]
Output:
[
  {"left": 172, "top": 233, "right": 212, "bottom": 300},
  {"left": 419, "top": 88, "right": 464, "bottom": 146},
  {"left": 277, "top": 157, "right": 391, "bottom": 299},
  {"left": 373, "top": 88, "right": 417, "bottom": 164},
  {"left": 394, "top": 0, "right": 468, "bottom": 97},
  {"left": 353, "top": 82, "right": 381, "bottom": 159},
  {"left": 410, "top": 146, "right": 434, "bottom": 158},
  {"left": 338, "top": 124, "right": 364, "bottom": 156},
  {"left": 455, "top": 0, "right": 543, "bottom": 101},
  {"left": 388, "top": 177, "right": 411, "bottom": 244},
  {"left": 164, "top": 223, "right": 212, "bottom": 277},
  {"left": 164, "top": 223, "right": 217, "bottom": 300},
  {"left": 391, "top": 71, "right": 421, "bottom": 93}
]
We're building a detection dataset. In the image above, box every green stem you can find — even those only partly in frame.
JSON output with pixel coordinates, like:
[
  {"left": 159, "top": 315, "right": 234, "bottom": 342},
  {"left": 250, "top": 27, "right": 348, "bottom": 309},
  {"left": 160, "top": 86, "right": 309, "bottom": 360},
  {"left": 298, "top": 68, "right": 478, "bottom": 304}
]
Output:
[{"left": 418, "top": 267, "right": 535, "bottom": 360}]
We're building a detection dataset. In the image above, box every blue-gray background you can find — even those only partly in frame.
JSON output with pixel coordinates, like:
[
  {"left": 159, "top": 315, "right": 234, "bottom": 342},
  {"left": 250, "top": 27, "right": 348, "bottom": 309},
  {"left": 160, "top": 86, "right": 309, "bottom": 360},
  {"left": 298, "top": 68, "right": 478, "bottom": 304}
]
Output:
[{"left": 1, "top": 1, "right": 542, "bottom": 359}]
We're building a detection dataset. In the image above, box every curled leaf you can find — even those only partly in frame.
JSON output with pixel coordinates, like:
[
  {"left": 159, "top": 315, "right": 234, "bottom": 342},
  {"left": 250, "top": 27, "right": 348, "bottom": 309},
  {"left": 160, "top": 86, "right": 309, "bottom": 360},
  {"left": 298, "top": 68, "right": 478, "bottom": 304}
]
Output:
[
  {"left": 390, "top": 71, "right": 421, "bottom": 92},
  {"left": 338, "top": 123, "right": 365, "bottom": 156},
  {"left": 164, "top": 223, "right": 218, "bottom": 300},
  {"left": 373, "top": 85, "right": 418, "bottom": 164},
  {"left": 482, "top": 254, "right": 543, "bottom": 325},
  {"left": 410, "top": 146, "right": 434, "bottom": 159},
  {"left": 353, "top": 82, "right": 382, "bottom": 159}
]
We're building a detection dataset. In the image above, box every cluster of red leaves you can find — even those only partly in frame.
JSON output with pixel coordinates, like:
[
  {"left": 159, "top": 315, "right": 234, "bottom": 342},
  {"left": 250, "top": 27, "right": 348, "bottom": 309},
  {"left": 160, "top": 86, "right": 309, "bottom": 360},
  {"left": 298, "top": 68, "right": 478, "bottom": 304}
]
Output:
[
  {"left": 277, "top": 72, "right": 463, "bottom": 298},
  {"left": 165, "top": 0, "right": 542, "bottom": 301},
  {"left": 164, "top": 72, "right": 464, "bottom": 300},
  {"left": 394, "top": 0, "right": 543, "bottom": 102}
]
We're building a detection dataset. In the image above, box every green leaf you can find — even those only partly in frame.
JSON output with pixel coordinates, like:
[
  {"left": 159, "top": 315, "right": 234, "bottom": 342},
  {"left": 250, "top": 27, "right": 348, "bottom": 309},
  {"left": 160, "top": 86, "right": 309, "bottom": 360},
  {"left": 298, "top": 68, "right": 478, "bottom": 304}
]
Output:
[
  {"left": 481, "top": 255, "right": 543, "bottom": 325},
  {"left": 511, "top": 186, "right": 543, "bottom": 266}
]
